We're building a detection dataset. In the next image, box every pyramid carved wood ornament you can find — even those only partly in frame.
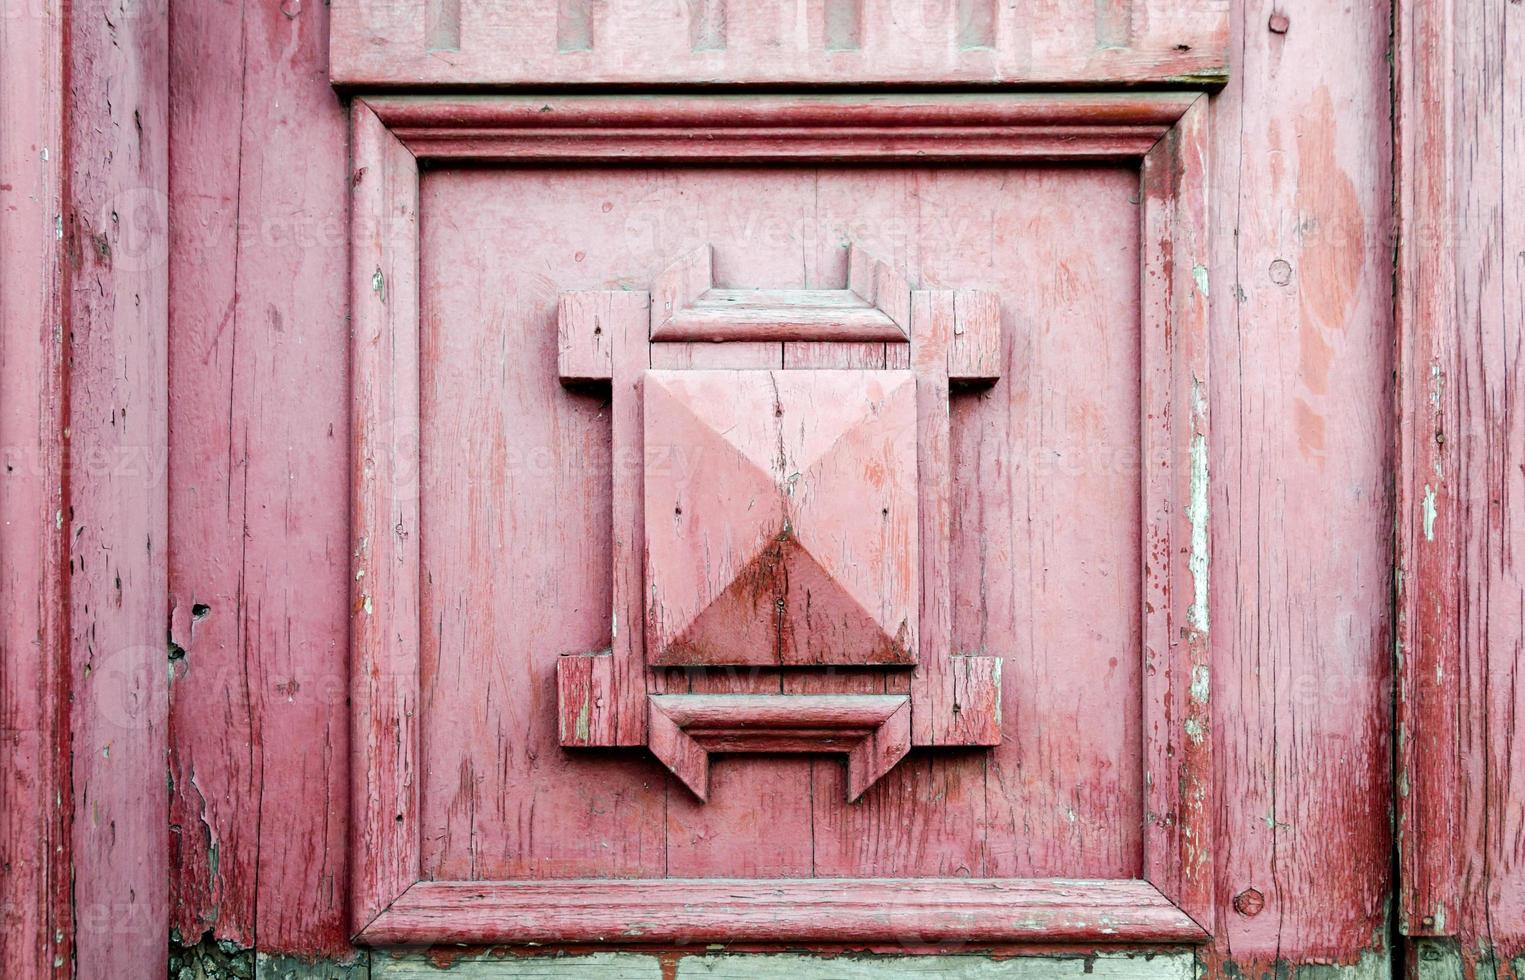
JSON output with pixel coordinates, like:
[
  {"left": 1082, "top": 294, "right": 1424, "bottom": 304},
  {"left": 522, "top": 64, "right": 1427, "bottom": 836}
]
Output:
[{"left": 555, "top": 244, "right": 1003, "bottom": 802}]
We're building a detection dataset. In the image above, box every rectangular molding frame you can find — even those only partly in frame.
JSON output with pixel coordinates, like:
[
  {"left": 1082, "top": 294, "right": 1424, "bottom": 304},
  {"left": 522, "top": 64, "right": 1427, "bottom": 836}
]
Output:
[{"left": 349, "top": 92, "right": 1212, "bottom": 947}]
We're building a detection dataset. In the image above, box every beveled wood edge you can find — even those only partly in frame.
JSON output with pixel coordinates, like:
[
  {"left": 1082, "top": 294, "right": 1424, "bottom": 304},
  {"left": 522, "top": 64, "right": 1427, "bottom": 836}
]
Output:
[
  {"left": 355, "top": 93, "right": 1203, "bottom": 164},
  {"left": 348, "top": 92, "right": 1217, "bottom": 942},
  {"left": 646, "top": 694, "right": 912, "bottom": 802},
  {"left": 1137, "top": 92, "right": 1212, "bottom": 935},
  {"left": 349, "top": 99, "right": 425, "bottom": 938},
  {"left": 354, "top": 877, "right": 1210, "bottom": 947}
]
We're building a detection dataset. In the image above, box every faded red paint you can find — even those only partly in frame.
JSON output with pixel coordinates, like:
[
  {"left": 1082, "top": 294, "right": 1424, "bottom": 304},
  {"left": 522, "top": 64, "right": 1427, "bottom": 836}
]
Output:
[{"left": 1, "top": 0, "right": 1479, "bottom": 976}]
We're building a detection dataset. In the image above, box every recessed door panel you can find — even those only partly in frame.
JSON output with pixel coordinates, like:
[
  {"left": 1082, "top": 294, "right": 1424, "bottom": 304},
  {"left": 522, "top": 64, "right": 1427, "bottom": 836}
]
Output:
[{"left": 414, "top": 163, "right": 1143, "bottom": 880}]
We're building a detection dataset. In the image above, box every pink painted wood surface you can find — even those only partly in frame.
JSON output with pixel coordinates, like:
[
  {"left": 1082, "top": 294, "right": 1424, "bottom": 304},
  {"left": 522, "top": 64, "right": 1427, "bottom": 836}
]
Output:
[
  {"left": 1201, "top": 0, "right": 1395, "bottom": 972},
  {"left": 0, "top": 4, "right": 69, "bottom": 976},
  {"left": 155, "top": 3, "right": 1405, "bottom": 975},
  {"left": 647, "top": 694, "right": 911, "bottom": 801},
  {"left": 406, "top": 162, "right": 1148, "bottom": 890},
  {"left": 329, "top": 0, "right": 1229, "bottom": 89},
  {"left": 362, "top": 93, "right": 1201, "bottom": 164},
  {"left": 416, "top": 201, "right": 665, "bottom": 881},
  {"left": 165, "top": 0, "right": 355, "bottom": 958},
  {"left": 349, "top": 103, "right": 422, "bottom": 935},
  {"left": 65, "top": 0, "right": 172, "bottom": 971},
  {"left": 643, "top": 369, "right": 918, "bottom": 667},
  {"left": 1395, "top": 0, "right": 1525, "bottom": 960},
  {"left": 359, "top": 878, "right": 1208, "bottom": 947},
  {"left": 1139, "top": 94, "right": 1212, "bottom": 932}
]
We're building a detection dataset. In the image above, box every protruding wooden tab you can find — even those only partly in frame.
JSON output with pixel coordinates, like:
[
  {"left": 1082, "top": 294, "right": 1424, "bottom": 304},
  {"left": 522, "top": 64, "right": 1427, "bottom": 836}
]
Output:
[
  {"left": 949, "top": 290, "right": 1003, "bottom": 385},
  {"left": 556, "top": 652, "right": 617, "bottom": 746},
  {"left": 557, "top": 291, "right": 630, "bottom": 384},
  {"left": 647, "top": 694, "right": 912, "bottom": 802},
  {"left": 948, "top": 655, "right": 1003, "bottom": 745}
]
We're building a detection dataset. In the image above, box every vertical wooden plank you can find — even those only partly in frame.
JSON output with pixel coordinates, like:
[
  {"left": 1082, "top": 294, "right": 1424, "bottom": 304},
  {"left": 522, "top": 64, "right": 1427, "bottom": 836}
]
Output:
[
  {"left": 0, "top": 1, "right": 70, "bottom": 975},
  {"left": 1140, "top": 94, "right": 1212, "bottom": 932},
  {"left": 1205, "top": 0, "right": 1395, "bottom": 971},
  {"left": 1397, "top": 0, "right": 1525, "bottom": 960},
  {"left": 1394, "top": 0, "right": 1462, "bottom": 941},
  {"left": 66, "top": 0, "right": 171, "bottom": 970},
  {"left": 909, "top": 290, "right": 954, "bottom": 746},
  {"left": 167, "top": 0, "right": 354, "bottom": 955},
  {"left": 349, "top": 101, "right": 421, "bottom": 934}
]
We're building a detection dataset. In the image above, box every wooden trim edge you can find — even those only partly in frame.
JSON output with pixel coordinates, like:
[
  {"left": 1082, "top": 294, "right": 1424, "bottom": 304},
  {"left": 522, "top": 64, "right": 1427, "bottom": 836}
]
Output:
[
  {"left": 356, "top": 878, "right": 1211, "bottom": 947},
  {"left": 362, "top": 93, "right": 1203, "bottom": 164}
]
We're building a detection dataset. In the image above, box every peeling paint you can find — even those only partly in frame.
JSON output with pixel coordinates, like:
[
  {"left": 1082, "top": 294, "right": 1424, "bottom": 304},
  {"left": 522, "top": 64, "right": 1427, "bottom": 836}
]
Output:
[
  {"left": 1187, "top": 432, "right": 1210, "bottom": 632},
  {"left": 1422, "top": 484, "right": 1437, "bottom": 541},
  {"left": 1191, "top": 263, "right": 1210, "bottom": 297},
  {"left": 1190, "top": 664, "right": 1209, "bottom": 704}
]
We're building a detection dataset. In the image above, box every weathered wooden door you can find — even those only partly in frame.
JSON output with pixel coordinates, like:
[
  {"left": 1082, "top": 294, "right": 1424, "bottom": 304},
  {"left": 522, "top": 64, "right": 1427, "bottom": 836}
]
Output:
[
  {"left": 339, "top": 0, "right": 1218, "bottom": 957},
  {"left": 23, "top": 0, "right": 1492, "bottom": 976}
]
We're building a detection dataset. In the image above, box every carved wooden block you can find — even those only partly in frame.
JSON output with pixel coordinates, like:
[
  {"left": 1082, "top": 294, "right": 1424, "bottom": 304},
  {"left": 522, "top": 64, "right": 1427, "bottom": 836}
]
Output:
[
  {"left": 647, "top": 694, "right": 911, "bottom": 802},
  {"left": 643, "top": 369, "right": 919, "bottom": 667}
]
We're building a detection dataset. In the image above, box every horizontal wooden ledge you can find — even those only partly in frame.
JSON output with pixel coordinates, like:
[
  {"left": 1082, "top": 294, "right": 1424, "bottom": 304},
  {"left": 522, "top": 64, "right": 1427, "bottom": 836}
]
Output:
[
  {"left": 654, "top": 288, "right": 908, "bottom": 343},
  {"left": 362, "top": 94, "right": 1201, "bottom": 163},
  {"left": 357, "top": 878, "right": 1208, "bottom": 947}
]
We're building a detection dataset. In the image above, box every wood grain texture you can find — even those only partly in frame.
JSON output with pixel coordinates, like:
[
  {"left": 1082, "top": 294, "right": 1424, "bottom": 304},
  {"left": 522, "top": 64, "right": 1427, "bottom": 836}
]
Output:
[
  {"left": 166, "top": 0, "right": 354, "bottom": 957},
  {"left": 359, "top": 878, "right": 1208, "bottom": 946},
  {"left": 416, "top": 189, "right": 665, "bottom": 881},
  {"left": 0, "top": 2, "right": 69, "bottom": 976},
  {"left": 363, "top": 93, "right": 1202, "bottom": 164},
  {"left": 329, "top": 0, "right": 1229, "bottom": 88},
  {"left": 65, "top": 0, "right": 171, "bottom": 972},
  {"left": 349, "top": 102, "right": 421, "bottom": 936},
  {"left": 1203, "top": 0, "right": 1394, "bottom": 972},
  {"left": 1395, "top": 0, "right": 1525, "bottom": 959}
]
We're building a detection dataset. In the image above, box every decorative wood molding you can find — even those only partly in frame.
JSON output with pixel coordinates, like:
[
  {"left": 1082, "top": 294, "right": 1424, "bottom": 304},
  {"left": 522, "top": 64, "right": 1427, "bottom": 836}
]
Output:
[
  {"left": 349, "top": 90, "right": 1214, "bottom": 945},
  {"left": 357, "top": 878, "right": 1210, "bottom": 947},
  {"left": 330, "top": 0, "right": 1228, "bottom": 90},
  {"left": 647, "top": 694, "right": 911, "bottom": 802},
  {"left": 361, "top": 93, "right": 1205, "bottom": 163}
]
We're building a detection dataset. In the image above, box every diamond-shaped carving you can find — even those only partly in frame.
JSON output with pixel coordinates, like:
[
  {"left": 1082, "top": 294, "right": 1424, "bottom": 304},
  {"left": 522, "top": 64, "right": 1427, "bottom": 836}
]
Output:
[{"left": 644, "top": 370, "right": 919, "bottom": 666}]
